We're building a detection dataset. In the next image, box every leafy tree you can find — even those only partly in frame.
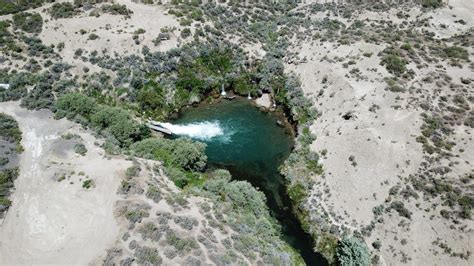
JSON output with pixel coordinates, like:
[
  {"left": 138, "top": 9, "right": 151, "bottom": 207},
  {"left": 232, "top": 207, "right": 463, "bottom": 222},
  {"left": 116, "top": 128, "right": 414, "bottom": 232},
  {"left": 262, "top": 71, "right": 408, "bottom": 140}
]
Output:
[
  {"left": 55, "top": 93, "right": 150, "bottom": 147},
  {"left": 170, "top": 137, "right": 207, "bottom": 171},
  {"left": 74, "top": 143, "right": 87, "bottom": 156},
  {"left": 91, "top": 106, "right": 146, "bottom": 147},
  {"left": 223, "top": 181, "right": 268, "bottom": 216},
  {"left": 54, "top": 93, "right": 97, "bottom": 120},
  {"left": 202, "top": 169, "right": 232, "bottom": 193},
  {"left": 49, "top": 2, "right": 77, "bottom": 19},
  {"left": 164, "top": 167, "right": 189, "bottom": 188},
  {"left": 180, "top": 27, "right": 191, "bottom": 39},
  {"left": 0, "top": 113, "right": 22, "bottom": 144},
  {"left": 421, "top": 0, "right": 443, "bottom": 8},
  {"left": 0, "top": 0, "right": 46, "bottom": 15},
  {"left": 336, "top": 236, "right": 371, "bottom": 266},
  {"left": 100, "top": 4, "right": 133, "bottom": 16},
  {"left": 381, "top": 54, "right": 407, "bottom": 76},
  {"left": 130, "top": 137, "right": 207, "bottom": 171},
  {"left": 136, "top": 81, "right": 166, "bottom": 116},
  {"left": 12, "top": 12, "right": 43, "bottom": 33}
]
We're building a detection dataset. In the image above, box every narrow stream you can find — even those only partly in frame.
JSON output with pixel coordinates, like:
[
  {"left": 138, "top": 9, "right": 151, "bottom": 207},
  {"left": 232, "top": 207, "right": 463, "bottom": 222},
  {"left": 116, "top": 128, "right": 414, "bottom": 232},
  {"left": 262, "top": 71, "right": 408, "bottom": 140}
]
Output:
[{"left": 171, "top": 99, "right": 327, "bottom": 265}]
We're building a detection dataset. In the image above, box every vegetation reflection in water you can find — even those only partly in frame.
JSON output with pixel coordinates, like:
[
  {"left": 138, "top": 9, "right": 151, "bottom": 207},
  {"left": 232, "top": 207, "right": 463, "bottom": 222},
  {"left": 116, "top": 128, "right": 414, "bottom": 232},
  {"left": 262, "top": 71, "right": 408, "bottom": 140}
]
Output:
[{"left": 172, "top": 99, "right": 327, "bottom": 265}]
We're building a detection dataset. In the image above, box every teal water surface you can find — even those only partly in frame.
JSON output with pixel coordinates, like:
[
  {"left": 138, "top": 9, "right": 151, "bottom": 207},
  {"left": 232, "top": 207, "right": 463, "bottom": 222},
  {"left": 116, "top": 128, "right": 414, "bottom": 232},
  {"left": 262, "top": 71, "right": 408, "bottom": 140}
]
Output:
[{"left": 173, "top": 99, "right": 326, "bottom": 265}]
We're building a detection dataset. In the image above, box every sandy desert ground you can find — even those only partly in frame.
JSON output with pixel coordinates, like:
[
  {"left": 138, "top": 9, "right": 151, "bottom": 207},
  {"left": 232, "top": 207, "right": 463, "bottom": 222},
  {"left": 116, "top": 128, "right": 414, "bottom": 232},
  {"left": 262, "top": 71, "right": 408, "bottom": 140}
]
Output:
[
  {"left": 0, "top": 101, "right": 131, "bottom": 265},
  {"left": 0, "top": 0, "right": 472, "bottom": 265},
  {"left": 286, "top": 0, "right": 474, "bottom": 264}
]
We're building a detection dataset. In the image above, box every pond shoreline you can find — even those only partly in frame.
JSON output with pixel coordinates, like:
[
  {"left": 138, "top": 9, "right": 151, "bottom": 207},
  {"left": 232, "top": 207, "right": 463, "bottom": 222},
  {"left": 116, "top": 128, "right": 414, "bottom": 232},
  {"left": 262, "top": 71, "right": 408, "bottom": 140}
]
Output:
[
  {"left": 171, "top": 98, "right": 327, "bottom": 265},
  {"left": 170, "top": 92, "right": 297, "bottom": 137}
]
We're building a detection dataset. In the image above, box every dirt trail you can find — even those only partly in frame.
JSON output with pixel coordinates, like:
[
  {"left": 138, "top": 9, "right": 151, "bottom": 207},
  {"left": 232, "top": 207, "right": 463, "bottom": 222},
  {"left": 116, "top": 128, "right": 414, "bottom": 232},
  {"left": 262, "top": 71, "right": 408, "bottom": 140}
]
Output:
[{"left": 0, "top": 101, "right": 129, "bottom": 265}]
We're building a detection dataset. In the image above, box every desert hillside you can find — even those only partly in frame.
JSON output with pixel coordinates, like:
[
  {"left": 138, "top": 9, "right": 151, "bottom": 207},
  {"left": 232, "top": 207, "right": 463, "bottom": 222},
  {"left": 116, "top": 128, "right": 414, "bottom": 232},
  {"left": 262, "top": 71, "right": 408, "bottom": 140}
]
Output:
[
  {"left": 0, "top": 0, "right": 472, "bottom": 265},
  {"left": 286, "top": 1, "right": 473, "bottom": 264}
]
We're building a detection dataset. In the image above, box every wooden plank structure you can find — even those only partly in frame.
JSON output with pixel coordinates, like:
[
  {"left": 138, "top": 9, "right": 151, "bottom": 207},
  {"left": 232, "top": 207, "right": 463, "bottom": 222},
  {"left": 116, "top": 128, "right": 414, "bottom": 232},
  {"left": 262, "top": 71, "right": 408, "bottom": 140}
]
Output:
[{"left": 147, "top": 120, "right": 172, "bottom": 135}]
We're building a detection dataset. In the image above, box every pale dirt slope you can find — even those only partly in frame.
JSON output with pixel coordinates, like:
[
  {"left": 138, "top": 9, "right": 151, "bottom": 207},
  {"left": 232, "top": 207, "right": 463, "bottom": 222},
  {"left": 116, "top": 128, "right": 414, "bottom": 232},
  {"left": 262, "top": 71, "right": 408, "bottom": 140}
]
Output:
[
  {"left": 0, "top": 101, "right": 132, "bottom": 265},
  {"left": 287, "top": 1, "right": 473, "bottom": 265}
]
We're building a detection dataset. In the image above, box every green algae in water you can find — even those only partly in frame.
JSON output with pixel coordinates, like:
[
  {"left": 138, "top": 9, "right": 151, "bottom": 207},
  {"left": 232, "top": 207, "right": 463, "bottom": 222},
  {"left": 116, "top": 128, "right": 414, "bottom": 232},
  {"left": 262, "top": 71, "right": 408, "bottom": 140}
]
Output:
[{"left": 172, "top": 99, "right": 326, "bottom": 265}]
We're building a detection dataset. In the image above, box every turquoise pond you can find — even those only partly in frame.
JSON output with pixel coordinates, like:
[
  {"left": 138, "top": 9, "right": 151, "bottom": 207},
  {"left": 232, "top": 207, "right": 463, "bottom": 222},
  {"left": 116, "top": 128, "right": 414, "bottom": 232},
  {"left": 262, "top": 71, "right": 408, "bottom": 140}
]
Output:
[{"left": 172, "top": 99, "right": 326, "bottom": 265}]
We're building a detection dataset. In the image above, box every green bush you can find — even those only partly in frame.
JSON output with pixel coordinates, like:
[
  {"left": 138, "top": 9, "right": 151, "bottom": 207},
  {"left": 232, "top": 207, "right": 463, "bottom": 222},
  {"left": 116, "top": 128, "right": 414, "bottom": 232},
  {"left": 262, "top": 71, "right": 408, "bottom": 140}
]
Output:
[
  {"left": 170, "top": 137, "right": 207, "bottom": 171},
  {"left": 125, "top": 165, "right": 140, "bottom": 178},
  {"left": 136, "top": 81, "right": 166, "bottom": 117},
  {"left": 134, "top": 28, "right": 146, "bottom": 35},
  {"left": 54, "top": 93, "right": 97, "bottom": 120},
  {"left": 223, "top": 181, "right": 268, "bottom": 216},
  {"left": 165, "top": 167, "right": 191, "bottom": 188},
  {"left": 0, "top": 113, "right": 22, "bottom": 145},
  {"left": 181, "top": 28, "right": 191, "bottom": 39},
  {"left": 74, "top": 143, "right": 87, "bottom": 156},
  {"left": 146, "top": 185, "right": 161, "bottom": 203},
  {"left": 388, "top": 201, "right": 412, "bottom": 219},
  {"left": 0, "top": 157, "right": 8, "bottom": 166},
  {"left": 88, "top": 33, "right": 99, "bottom": 40},
  {"left": 202, "top": 169, "right": 232, "bottom": 192},
  {"left": 0, "top": 168, "right": 19, "bottom": 217},
  {"left": 130, "top": 137, "right": 207, "bottom": 171},
  {"left": 288, "top": 181, "right": 308, "bottom": 205},
  {"left": 54, "top": 93, "right": 150, "bottom": 147},
  {"left": 91, "top": 106, "right": 146, "bottom": 147},
  {"left": 12, "top": 12, "right": 43, "bottom": 33},
  {"left": 381, "top": 54, "right": 407, "bottom": 76},
  {"left": 444, "top": 46, "right": 469, "bottom": 61},
  {"left": 165, "top": 231, "right": 198, "bottom": 252},
  {"left": 200, "top": 170, "right": 268, "bottom": 216},
  {"left": 421, "top": 0, "right": 443, "bottom": 8},
  {"left": 0, "top": 0, "right": 46, "bottom": 15},
  {"left": 82, "top": 179, "right": 94, "bottom": 189},
  {"left": 336, "top": 236, "right": 371, "bottom": 266},
  {"left": 49, "top": 2, "right": 77, "bottom": 19},
  {"left": 134, "top": 246, "right": 162, "bottom": 265},
  {"left": 457, "top": 195, "right": 473, "bottom": 219},
  {"left": 101, "top": 4, "right": 133, "bottom": 16}
]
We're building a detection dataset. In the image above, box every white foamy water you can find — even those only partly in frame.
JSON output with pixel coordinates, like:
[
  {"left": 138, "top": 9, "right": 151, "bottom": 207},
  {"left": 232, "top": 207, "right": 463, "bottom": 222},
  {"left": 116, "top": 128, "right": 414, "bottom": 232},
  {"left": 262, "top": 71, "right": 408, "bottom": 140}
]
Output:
[{"left": 158, "top": 121, "right": 224, "bottom": 140}]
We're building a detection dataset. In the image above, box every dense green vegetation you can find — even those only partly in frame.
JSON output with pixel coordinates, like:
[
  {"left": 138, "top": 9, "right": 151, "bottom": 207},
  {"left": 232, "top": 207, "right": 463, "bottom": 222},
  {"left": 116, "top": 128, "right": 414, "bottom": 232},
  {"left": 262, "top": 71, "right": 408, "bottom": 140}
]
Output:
[
  {"left": 187, "top": 169, "right": 304, "bottom": 264},
  {"left": 54, "top": 93, "right": 150, "bottom": 148},
  {"left": 100, "top": 3, "right": 133, "bottom": 17},
  {"left": 443, "top": 46, "right": 469, "bottom": 61},
  {"left": 0, "top": 0, "right": 47, "bottom": 15},
  {"left": 336, "top": 237, "right": 371, "bottom": 266},
  {"left": 48, "top": 2, "right": 77, "bottom": 19},
  {"left": 12, "top": 12, "right": 43, "bottom": 33},
  {"left": 130, "top": 137, "right": 207, "bottom": 188},
  {"left": 165, "top": 1, "right": 330, "bottom": 262},
  {"left": 0, "top": 20, "right": 17, "bottom": 53},
  {"left": 0, "top": 113, "right": 22, "bottom": 147},
  {"left": 54, "top": 92, "right": 208, "bottom": 188},
  {"left": 381, "top": 54, "right": 407, "bottom": 76},
  {"left": 74, "top": 143, "right": 87, "bottom": 156},
  {"left": 0, "top": 113, "right": 22, "bottom": 218},
  {"left": 421, "top": 0, "right": 443, "bottom": 8},
  {"left": 0, "top": 168, "right": 18, "bottom": 216},
  {"left": 130, "top": 137, "right": 206, "bottom": 172}
]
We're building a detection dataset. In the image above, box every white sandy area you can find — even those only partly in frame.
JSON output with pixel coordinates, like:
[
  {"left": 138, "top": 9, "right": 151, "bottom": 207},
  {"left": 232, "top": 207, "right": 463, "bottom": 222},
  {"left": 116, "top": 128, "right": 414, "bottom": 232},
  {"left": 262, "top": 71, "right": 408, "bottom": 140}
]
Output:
[
  {"left": 286, "top": 1, "right": 474, "bottom": 263},
  {"left": 38, "top": 0, "right": 182, "bottom": 76},
  {"left": 0, "top": 101, "right": 131, "bottom": 265}
]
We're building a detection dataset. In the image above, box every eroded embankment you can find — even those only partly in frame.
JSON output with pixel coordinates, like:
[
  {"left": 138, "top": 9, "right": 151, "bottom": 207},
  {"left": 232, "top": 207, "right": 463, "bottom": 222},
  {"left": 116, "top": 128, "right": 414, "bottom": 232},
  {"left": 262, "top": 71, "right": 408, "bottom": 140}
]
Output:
[{"left": 0, "top": 101, "right": 129, "bottom": 265}]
